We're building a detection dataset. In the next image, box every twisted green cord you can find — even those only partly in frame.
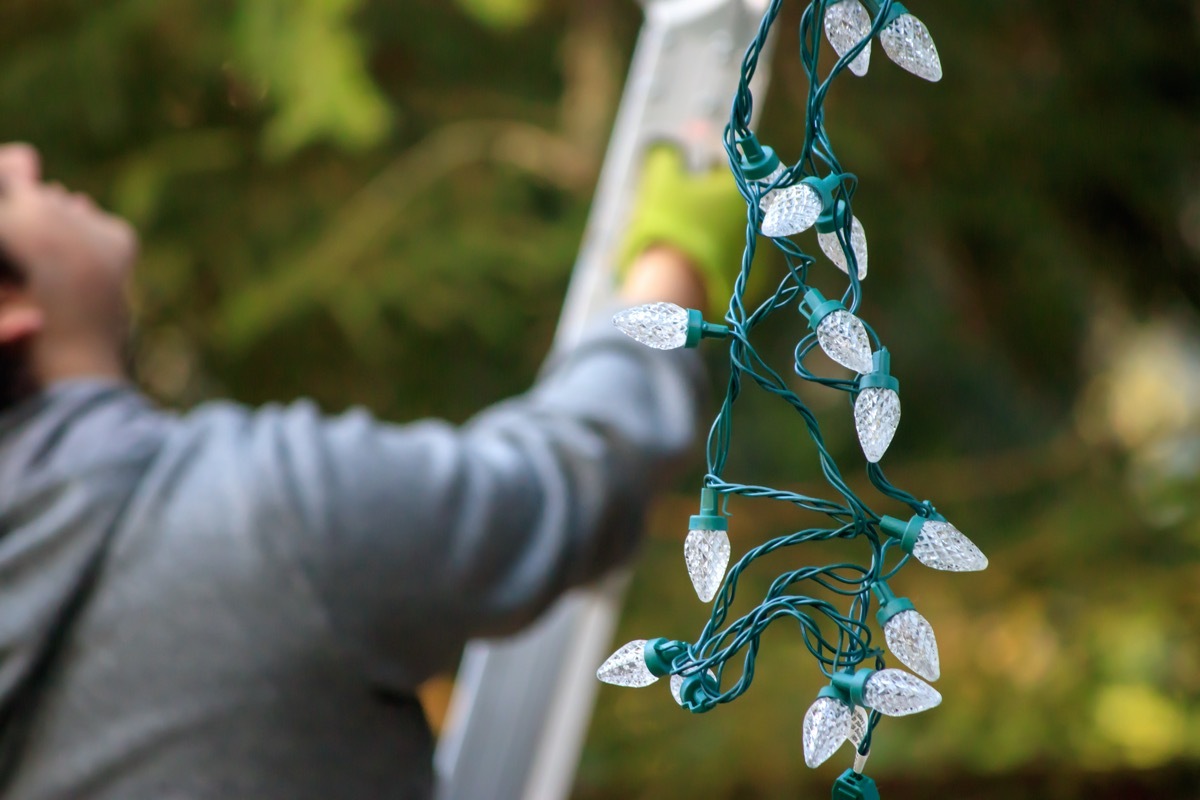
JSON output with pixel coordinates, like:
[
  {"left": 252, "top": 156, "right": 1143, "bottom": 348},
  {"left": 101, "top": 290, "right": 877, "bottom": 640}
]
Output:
[{"left": 664, "top": 1, "right": 949, "bottom": 760}]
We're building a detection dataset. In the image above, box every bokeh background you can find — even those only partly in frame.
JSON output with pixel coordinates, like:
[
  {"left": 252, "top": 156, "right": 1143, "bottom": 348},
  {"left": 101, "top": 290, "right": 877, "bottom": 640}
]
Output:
[{"left": 1, "top": 0, "right": 1198, "bottom": 797}]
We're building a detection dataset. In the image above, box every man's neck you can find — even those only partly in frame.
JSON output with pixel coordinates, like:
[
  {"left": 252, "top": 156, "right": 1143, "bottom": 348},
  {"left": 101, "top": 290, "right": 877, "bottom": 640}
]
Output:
[{"left": 33, "top": 337, "right": 127, "bottom": 387}]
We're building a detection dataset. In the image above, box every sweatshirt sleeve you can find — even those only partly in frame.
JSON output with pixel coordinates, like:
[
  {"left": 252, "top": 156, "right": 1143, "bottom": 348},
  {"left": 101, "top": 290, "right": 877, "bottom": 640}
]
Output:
[{"left": 235, "top": 322, "right": 703, "bottom": 687}]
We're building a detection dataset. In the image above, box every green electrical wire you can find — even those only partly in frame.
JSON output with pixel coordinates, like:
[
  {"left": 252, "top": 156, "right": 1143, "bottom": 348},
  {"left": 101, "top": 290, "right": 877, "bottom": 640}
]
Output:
[
  {"left": 672, "top": 0, "right": 912, "bottom": 705},
  {"left": 601, "top": 1, "right": 979, "bottom": 793}
]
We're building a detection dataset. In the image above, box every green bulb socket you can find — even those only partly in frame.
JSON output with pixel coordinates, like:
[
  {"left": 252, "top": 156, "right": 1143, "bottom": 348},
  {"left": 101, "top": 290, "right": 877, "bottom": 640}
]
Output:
[
  {"left": 688, "top": 487, "right": 728, "bottom": 532},
  {"left": 857, "top": 349, "right": 899, "bottom": 392},
  {"left": 870, "top": 581, "right": 916, "bottom": 627},
  {"left": 817, "top": 683, "right": 851, "bottom": 704},
  {"left": 832, "top": 769, "right": 881, "bottom": 800},
  {"left": 737, "top": 133, "right": 781, "bottom": 181},
  {"left": 800, "top": 288, "right": 847, "bottom": 332},
  {"left": 684, "top": 308, "right": 731, "bottom": 348},
  {"left": 812, "top": 170, "right": 854, "bottom": 235},
  {"left": 679, "top": 670, "right": 720, "bottom": 714},
  {"left": 643, "top": 638, "right": 687, "bottom": 678},
  {"left": 860, "top": 0, "right": 908, "bottom": 28},
  {"left": 880, "top": 512, "right": 943, "bottom": 555},
  {"left": 831, "top": 669, "right": 875, "bottom": 708}
]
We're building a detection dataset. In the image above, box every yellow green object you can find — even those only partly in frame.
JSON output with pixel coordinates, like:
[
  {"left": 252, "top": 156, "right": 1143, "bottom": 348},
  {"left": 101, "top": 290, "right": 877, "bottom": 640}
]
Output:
[{"left": 618, "top": 146, "right": 749, "bottom": 313}]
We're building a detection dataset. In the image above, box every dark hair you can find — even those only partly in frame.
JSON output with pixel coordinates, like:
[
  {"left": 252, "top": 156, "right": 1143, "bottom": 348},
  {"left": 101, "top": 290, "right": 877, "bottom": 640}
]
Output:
[{"left": 0, "top": 241, "right": 35, "bottom": 412}]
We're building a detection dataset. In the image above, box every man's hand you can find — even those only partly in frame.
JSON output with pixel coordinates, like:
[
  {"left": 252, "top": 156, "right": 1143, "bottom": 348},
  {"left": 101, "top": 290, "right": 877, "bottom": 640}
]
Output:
[
  {"left": 619, "top": 244, "right": 708, "bottom": 310},
  {"left": 617, "top": 146, "right": 747, "bottom": 314}
]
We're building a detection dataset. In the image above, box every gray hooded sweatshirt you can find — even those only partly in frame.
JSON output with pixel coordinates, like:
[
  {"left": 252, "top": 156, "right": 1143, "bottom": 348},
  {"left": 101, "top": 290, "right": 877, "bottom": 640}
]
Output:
[{"left": 0, "top": 324, "right": 700, "bottom": 799}]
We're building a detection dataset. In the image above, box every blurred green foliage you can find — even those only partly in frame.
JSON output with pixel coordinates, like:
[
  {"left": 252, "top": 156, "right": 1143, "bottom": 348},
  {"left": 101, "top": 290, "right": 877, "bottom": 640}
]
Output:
[
  {"left": 0, "top": 0, "right": 1198, "bottom": 797},
  {"left": 454, "top": 0, "right": 544, "bottom": 29},
  {"left": 234, "top": 0, "right": 393, "bottom": 158}
]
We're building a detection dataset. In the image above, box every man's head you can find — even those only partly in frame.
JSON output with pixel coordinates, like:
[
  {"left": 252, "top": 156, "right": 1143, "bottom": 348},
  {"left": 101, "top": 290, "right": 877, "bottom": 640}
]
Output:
[{"left": 0, "top": 143, "right": 138, "bottom": 404}]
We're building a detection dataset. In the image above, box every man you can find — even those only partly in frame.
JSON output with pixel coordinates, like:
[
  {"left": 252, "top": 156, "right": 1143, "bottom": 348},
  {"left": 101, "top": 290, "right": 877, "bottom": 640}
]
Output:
[{"left": 0, "top": 142, "right": 743, "bottom": 799}]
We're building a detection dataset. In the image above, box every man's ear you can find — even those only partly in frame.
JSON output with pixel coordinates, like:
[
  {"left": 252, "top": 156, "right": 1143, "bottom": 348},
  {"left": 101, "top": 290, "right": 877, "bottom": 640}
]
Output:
[{"left": 0, "top": 290, "right": 43, "bottom": 344}]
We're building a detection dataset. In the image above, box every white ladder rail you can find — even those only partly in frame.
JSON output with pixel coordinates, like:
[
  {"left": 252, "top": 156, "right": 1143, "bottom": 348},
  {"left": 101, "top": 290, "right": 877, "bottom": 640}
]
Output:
[{"left": 435, "top": 4, "right": 773, "bottom": 797}]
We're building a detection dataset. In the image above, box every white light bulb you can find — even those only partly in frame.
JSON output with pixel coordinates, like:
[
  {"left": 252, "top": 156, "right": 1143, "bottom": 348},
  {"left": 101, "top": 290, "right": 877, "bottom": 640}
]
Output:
[
  {"left": 802, "top": 696, "right": 852, "bottom": 768},
  {"left": 854, "top": 386, "right": 900, "bottom": 462},
  {"left": 817, "top": 216, "right": 868, "bottom": 279},
  {"left": 596, "top": 640, "right": 658, "bottom": 688},
  {"left": 756, "top": 163, "right": 788, "bottom": 219},
  {"left": 879, "top": 13, "right": 943, "bottom": 82},
  {"left": 815, "top": 309, "right": 873, "bottom": 374},
  {"left": 759, "top": 163, "right": 787, "bottom": 185},
  {"left": 912, "top": 519, "right": 988, "bottom": 572},
  {"left": 848, "top": 705, "right": 870, "bottom": 749},
  {"left": 862, "top": 669, "right": 941, "bottom": 717},
  {"left": 824, "top": 0, "right": 872, "bottom": 77},
  {"left": 883, "top": 609, "right": 941, "bottom": 682},
  {"left": 613, "top": 302, "right": 690, "bottom": 350},
  {"left": 684, "top": 528, "right": 731, "bottom": 603},
  {"left": 669, "top": 669, "right": 717, "bottom": 706},
  {"left": 761, "top": 182, "right": 823, "bottom": 238}
]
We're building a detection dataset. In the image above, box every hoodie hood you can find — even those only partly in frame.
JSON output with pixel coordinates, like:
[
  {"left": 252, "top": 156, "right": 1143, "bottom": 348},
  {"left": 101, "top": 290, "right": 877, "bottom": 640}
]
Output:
[{"left": 0, "top": 380, "right": 167, "bottom": 718}]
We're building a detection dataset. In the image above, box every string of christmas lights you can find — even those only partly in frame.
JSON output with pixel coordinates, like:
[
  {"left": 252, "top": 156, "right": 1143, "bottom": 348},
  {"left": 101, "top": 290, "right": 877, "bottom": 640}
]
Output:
[{"left": 600, "top": 2, "right": 979, "bottom": 797}]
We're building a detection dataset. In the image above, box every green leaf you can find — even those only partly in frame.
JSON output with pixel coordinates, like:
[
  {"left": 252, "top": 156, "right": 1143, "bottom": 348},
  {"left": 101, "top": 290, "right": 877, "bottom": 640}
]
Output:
[
  {"left": 233, "top": 0, "right": 392, "bottom": 159},
  {"left": 454, "top": 0, "right": 543, "bottom": 30}
]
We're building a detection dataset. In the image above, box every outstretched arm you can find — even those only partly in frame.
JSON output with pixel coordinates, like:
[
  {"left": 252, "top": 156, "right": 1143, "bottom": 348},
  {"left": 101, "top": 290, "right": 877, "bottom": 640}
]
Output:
[{"left": 225, "top": 247, "right": 708, "bottom": 688}]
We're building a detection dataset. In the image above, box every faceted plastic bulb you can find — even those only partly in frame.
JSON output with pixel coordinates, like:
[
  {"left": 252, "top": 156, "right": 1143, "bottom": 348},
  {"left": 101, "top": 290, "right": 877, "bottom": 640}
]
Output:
[
  {"left": 817, "top": 216, "right": 868, "bottom": 279},
  {"left": 597, "top": 640, "right": 658, "bottom": 688},
  {"left": 862, "top": 669, "right": 942, "bottom": 717},
  {"left": 912, "top": 520, "right": 988, "bottom": 572},
  {"left": 854, "top": 387, "right": 900, "bottom": 463},
  {"left": 670, "top": 669, "right": 717, "bottom": 706},
  {"left": 880, "top": 13, "right": 943, "bottom": 82},
  {"left": 816, "top": 310, "right": 873, "bottom": 374},
  {"left": 848, "top": 705, "right": 870, "bottom": 749},
  {"left": 884, "top": 609, "right": 941, "bottom": 682},
  {"left": 824, "top": 0, "right": 872, "bottom": 77},
  {"left": 684, "top": 528, "right": 731, "bottom": 603},
  {"left": 613, "top": 302, "right": 689, "bottom": 350},
  {"left": 802, "top": 696, "right": 852, "bottom": 768},
  {"left": 761, "top": 182, "right": 823, "bottom": 238},
  {"left": 759, "top": 163, "right": 788, "bottom": 188},
  {"left": 756, "top": 164, "right": 788, "bottom": 217}
]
